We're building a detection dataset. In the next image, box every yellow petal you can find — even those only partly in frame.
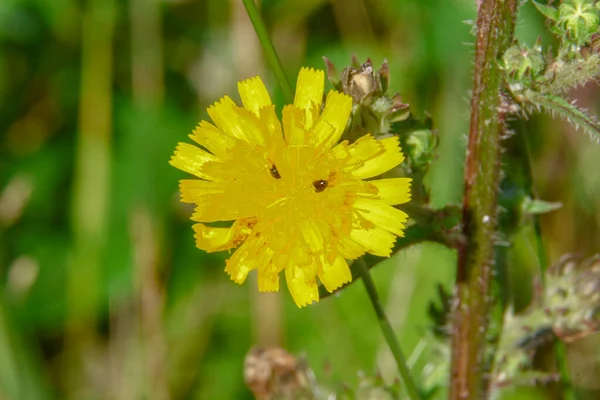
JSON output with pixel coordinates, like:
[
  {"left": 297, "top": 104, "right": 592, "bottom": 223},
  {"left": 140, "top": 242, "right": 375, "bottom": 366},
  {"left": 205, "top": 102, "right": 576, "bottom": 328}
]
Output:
[
  {"left": 354, "top": 198, "right": 408, "bottom": 237},
  {"left": 338, "top": 134, "right": 383, "bottom": 167},
  {"left": 318, "top": 256, "right": 352, "bottom": 293},
  {"left": 190, "top": 121, "right": 236, "bottom": 158},
  {"left": 169, "top": 143, "right": 219, "bottom": 180},
  {"left": 338, "top": 236, "right": 366, "bottom": 260},
  {"left": 179, "top": 179, "right": 226, "bottom": 203},
  {"left": 352, "top": 136, "right": 405, "bottom": 179},
  {"left": 225, "top": 247, "right": 256, "bottom": 284},
  {"left": 294, "top": 67, "right": 324, "bottom": 117},
  {"left": 332, "top": 140, "right": 384, "bottom": 177},
  {"left": 225, "top": 236, "right": 265, "bottom": 283},
  {"left": 311, "top": 90, "right": 352, "bottom": 147},
  {"left": 299, "top": 218, "right": 324, "bottom": 253},
  {"left": 350, "top": 226, "right": 396, "bottom": 257},
  {"left": 259, "top": 105, "right": 283, "bottom": 143},
  {"left": 190, "top": 189, "right": 257, "bottom": 222},
  {"left": 370, "top": 178, "right": 412, "bottom": 205},
  {"left": 282, "top": 105, "right": 307, "bottom": 145},
  {"left": 192, "top": 222, "right": 250, "bottom": 252},
  {"left": 285, "top": 264, "right": 319, "bottom": 307},
  {"left": 237, "top": 76, "right": 272, "bottom": 116},
  {"left": 207, "top": 96, "right": 267, "bottom": 145},
  {"left": 257, "top": 271, "right": 279, "bottom": 292}
]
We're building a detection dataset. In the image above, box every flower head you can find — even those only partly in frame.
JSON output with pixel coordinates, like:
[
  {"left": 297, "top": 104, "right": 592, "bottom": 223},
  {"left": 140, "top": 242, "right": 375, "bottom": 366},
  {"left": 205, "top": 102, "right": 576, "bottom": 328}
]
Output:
[{"left": 170, "top": 68, "right": 411, "bottom": 307}]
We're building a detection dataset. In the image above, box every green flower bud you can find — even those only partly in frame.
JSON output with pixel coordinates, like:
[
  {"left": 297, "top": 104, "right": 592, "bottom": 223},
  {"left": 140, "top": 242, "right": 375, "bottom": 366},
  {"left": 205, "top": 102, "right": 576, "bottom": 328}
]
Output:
[
  {"left": 503, "top": 43, "right": 545, "bottom": 81},
  {"left": 406, "top": 129, "right": 437, "bottom": 169},
  {"left": 558, "top": 0, "right": 599, "bottom": 46}
]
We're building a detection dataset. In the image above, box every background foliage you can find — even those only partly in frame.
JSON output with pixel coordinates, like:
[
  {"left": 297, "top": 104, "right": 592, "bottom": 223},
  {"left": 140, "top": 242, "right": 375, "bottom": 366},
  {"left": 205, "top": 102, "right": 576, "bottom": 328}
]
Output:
[{"left": 0, "top": 0, "right": 599, "bottom": 399}]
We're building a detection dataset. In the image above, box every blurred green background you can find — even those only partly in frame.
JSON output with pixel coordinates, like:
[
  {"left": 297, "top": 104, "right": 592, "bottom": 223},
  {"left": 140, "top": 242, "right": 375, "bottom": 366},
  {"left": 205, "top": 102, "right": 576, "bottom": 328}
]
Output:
[{"left": 1, "top": 0, "right": 599, "bottom": 399}]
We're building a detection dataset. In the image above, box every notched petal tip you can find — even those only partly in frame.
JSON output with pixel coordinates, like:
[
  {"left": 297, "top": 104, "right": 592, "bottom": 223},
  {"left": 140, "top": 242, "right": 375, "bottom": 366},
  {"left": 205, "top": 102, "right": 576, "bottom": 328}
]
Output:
[
  {"left": 350, "top": 226, "right": 396, "bottom": 258},
  {"left": 189, "top": 120, "right": 236, "bottom": 158},
  {"left": 319, "top": 257, "right": 352, "bottom": 293},
  {"left": 294, "top": 67, "right": 325, "bottom": 113},
  {"left": 354, "top": 198, "right": 408, "bottom": 237},
  {"left": 237, "top": 76, "right": 272, "bottom": 116},
  {"left": 326, "top": 89, "right": 352, "bottom": 103},
  {"left": 208, "top": 95, "right": 236, "bottom": 114},
  {"left": 169, "top": 142, "right": 219, "bottom": 180},
  {"left": 257, "top": 272, "right": 280, "bottom": 292},
  {"left": 294, "top": 293, "right": 318, "bottom": 308},
  {"left": 225, "top": 253, "right": 253, "bottom": 285},
  {"left": 350, "top": 136, "right": 406, "bottom": 179},
  {"left": 285, "top": 265, "right": 319, "bottom": 308},
  {"left": 299, "top": 66, "right": 324, "bottom": 77},
  {"left": 370, "top": 177, "right": 413, "bottom": 205},
  {"left": 310, "top": 90, "right": 353, "bottom": 147},
  {"left": 207, "top": 94, "right": 270, "bottom": 145}
]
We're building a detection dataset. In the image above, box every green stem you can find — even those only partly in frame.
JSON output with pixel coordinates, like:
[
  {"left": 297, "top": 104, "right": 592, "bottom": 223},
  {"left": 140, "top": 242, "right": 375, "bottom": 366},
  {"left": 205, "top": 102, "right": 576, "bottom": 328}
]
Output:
[
  {"left": 555, "top": 340, "right": 576, "bottom": 400},
  {"left": 519, "top": 127, "right": 575, "bottom": 399},
  {"left": 518, "top": 128, "right": 548, "bottom": 279},
  {"left": 356, "top": 258, "right": 421, "bottom": 400},
  {"left": 449, "top": 0, "right": 519, "bottom": 398},
  {"left": 67, "top": 0, "right": 115, "bottom": 370},
  {"left": 241, "top": 0, "right": 294, "bottom": 103}
]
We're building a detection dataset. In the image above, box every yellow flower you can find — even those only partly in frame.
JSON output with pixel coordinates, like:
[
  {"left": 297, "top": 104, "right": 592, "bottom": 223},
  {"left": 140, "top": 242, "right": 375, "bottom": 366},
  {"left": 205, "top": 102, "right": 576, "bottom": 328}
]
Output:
[{"left": 170, "top": 67, "right": 411, "bottom": 307}]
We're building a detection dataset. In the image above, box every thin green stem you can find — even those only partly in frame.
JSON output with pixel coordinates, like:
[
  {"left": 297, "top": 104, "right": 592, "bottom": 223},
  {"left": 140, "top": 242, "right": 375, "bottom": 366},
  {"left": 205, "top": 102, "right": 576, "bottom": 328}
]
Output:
[
  {"left": 356, "top": 258, "right": 421, "bottom": 400},
  {"left": 241, "top": 0, "right": 294, "bottom": 103},
  {"left": 555, "top": 340, "right": 576, "bottom": 400},
  {"left": 519, "top": 129, "right": 548, "bottom": 279},
  {"left": 519, "top": 125, "right": 575, "bottom": 399}
]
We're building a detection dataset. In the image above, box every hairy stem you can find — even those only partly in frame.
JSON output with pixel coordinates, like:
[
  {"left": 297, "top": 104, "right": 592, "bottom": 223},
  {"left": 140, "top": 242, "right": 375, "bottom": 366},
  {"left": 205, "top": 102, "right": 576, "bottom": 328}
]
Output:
[
  {"left": 241, "top": 0, "right": 294, "bottom": 103},
  {"left": 449, "top": 0, "right": 519, "bottom": 399},
  {"left": 356, "top": 258, "right": 421, "bottom": 400}
]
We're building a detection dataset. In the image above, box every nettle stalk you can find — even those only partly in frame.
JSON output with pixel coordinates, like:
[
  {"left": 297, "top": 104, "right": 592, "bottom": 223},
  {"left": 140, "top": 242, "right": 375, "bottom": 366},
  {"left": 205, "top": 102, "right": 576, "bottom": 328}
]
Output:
[{"left": 449, "top": 0, "right": 519, "bottom": 399}]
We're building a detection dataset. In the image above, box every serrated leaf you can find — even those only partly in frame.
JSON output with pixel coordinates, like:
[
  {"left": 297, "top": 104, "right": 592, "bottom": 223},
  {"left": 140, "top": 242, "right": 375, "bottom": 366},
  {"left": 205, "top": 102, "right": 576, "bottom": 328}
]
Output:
[
  {"left": 522, "top": 197, "right": 562, "bottom": 215},
  {"left": 532, "top": 1, "right": 559, "bottom": 22}
]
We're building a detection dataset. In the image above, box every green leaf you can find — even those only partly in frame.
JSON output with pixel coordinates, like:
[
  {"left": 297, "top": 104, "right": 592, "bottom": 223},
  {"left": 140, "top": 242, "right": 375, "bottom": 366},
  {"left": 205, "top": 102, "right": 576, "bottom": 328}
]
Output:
[
  {"left": 522, "top": 89, "right": 600, "bottom": 144},
  {"left": 521, "top": 197, "right": 562, "bottom": 215},
  {"left": 532, "top": 1, "right": 559, "bottom": 22}
]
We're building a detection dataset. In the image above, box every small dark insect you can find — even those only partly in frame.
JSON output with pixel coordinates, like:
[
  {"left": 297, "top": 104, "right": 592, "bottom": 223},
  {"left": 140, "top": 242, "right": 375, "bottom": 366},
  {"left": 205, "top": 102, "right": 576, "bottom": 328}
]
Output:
[
  {"left": 269, "top": 164, "right": 281, "bottom": 179},
  {"left": 312, "top": 179, "right": 328, "bottom": 192}
]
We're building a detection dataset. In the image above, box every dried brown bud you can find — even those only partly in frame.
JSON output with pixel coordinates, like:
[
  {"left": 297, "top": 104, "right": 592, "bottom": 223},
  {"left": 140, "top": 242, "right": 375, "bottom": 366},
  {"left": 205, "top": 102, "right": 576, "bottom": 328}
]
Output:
[
  {"left": 340, "top": 61, "right": 381, "bottom": 103},
  {"left": 244, "top": 347, "right": 315, "bottom": 399}
]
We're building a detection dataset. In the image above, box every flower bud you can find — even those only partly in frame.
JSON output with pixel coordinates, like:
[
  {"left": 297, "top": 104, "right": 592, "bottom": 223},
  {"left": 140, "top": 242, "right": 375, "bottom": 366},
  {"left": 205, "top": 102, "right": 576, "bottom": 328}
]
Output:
[
  {"left": 340, "top": 59, "right": 381, "bottom": 103},
  {"left": 503, "top": 43, "right": 545, "bottom": 81},
  {"left": 558, "top": 0, "right": 599, "bottom": 46}
]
